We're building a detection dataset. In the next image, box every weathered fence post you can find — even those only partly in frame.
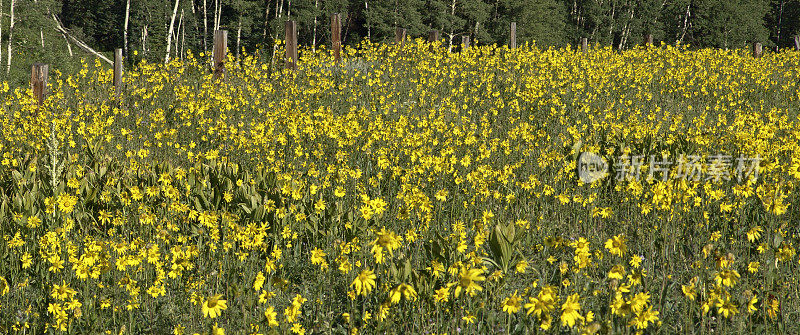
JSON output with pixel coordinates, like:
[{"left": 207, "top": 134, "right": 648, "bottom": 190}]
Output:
[
  {"left": 753, "top": 42, "right": 762, "bottom": 58},
  {"left": 31, "top": 63, "right": 48, "bottom": 108},
  {"left": 581, "top": 37, "right": 588, "bottom": 53},
  {"left": 285, "top": 20, "right": 298, "bottom": 70},
  {"left": 794, "top": 35, "right": 800, "bottom": 51},
  {"left": 213, "top": 30, "right": 227, "bottom": 78},
  {"left": 331, "top": 13, "right": 341, "bottom": 63},
  {"left": 428, "top": 30, "right": 439, "bottom": 52},
  {"left": 114, "top": 48, "right": 123, "bottom": 98},
  {"left": 462, "top": 35, "right": 470, "bottom": 50},
  {"left": 428, "top": 30, "right": 439, "bottom": 43},
  {"left": 509, "top": 22, "right": 516, "bottom": 49},
  {"left": 645, "top": 34, "right": 653, "bottom": 47},
  {"left": 395, "top": 28, "right": 406, "bottom": 45}
]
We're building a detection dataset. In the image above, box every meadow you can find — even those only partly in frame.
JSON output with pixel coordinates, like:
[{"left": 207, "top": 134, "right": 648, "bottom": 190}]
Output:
[{"left": 0, "top": 40, "right": 799, "bottom": 334}]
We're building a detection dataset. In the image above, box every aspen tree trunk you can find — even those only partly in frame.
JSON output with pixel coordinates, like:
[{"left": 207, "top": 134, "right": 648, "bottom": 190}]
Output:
[
  {"left": 262, "top": 0, "right": 271, "bottom": 42},
  {"left": 6, "top": 0, "right": 14, "bottom": 74},
  {"left": 678, "top": 3, "right": 690, "bottom": 43},
  {"left": 142, "top": 25, "right": 148, "bottom": 56},
  {"left": 62, "top": 33, "right": 73, "bottom": 56},
  {"left": 203, "top": 0, "right": 208, "bottom": 53},
  {"left": 165, "top": 0, "right": 181, "bottom": 63},
  {"left": 213, "top": 0, "right": 219, "bottom": 32},
  {"left": 311, "top": 0, "right": 318, "bottom": 52},
  {"left": 181, "top": 11, "right": 186, "bottom": 60},
  {"left": 236, "top": 16, "right": 242, "bottom": 59},
  {"left": 365, "top": 0, "right": 370, "bottom": 41},
  {"left": 447, "top": 0, "right": 456, "bottom": 52},
  {"left": 777, "top": 0, "right": 785, "bottom": 50},
  {"left": 124, "top": 0, "right": 130, "bottom": 56},
  {"left": 215, "top": 0, "right": 222, "bottom": 32},
  {"left": 270, "top": 0, "right": 284, "bottom": 66},
  {"left": 0, "top": 0, "right": 4, "bottom": 63},
  {"left": 177, "top": 10, "right": 184, "bottom": 58}
]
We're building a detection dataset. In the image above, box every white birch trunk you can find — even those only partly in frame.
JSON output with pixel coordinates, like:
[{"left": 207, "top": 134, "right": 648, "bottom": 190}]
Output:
[
  {"left": 165, "top": 0, "right": 181, "bottom": 63},
  {"left": 203, "top": 0, "right": 208, "bottom": 53},
  {"left": 311, "top": 0, "right": 318, "bottom": 52},
  {"left": 6, "top": 0, "right": 14, "bottom": 74},
  {"left": 0, "top": 0, "right": 3, "bottom": 63},
  {"left": 124, "top": 0, "right": 130, "bottom": 56}
]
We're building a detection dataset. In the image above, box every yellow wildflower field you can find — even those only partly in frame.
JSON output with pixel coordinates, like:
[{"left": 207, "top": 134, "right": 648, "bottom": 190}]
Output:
[{"left": 0, "top": 40, "right": 798, "bottom": 334}]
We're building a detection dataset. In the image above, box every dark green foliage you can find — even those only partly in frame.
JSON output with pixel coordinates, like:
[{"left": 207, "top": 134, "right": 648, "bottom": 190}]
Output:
[{"left": 0, "top": 0, "right": 799, "bottom": 85}]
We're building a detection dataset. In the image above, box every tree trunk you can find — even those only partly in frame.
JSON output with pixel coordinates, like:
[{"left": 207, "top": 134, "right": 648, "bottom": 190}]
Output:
[
  {"left": 142, "top": 24, "right": 148, "bottom": 56},
  {"left": 365, "top": 0, "right": 370, "bottom": 41},
  {"left": 62, "top": 33, "right": 73, "bottom": 57},
  {"left": 270, "top": 0, "right": 284, "bottom": 67},
  {"left": 262, "top": 0, "right": 271, "bottom": 42},
  {"left": 312, "top": 0, "right": 318, "bottom": 52},
  {"left": 678, "top": 2, "right": 690, "bottom": 43},
  {"left": 165, "top": 0, "right": 181, "bottom": 63},
  {"left": 203, "top": 0, "right": 208, "bottom": 53},
  {"left": 215, "top": 0, "right": 222, "bottom": 32},
  {"left": 181, "top": 9, "right": 186, "bottom": 60},
  {"left": 236, "top": 15, "right": 242, "bottom": 59},
  {"left": 448, "top": 0, "right": 456, "bottom": 52},
  {"left": 124, "top": 0, "right": 130, "bottom": 56},
  {"left": 0, "top": 0, "right": 4, "bottom": 63},
  {"left": 6, "top": 0, "right": 14, "bottom": 74},
  {"left": 177, "top": 10, "right": 184, "bottom": 59},
  {"left": 777, "top": 0, "right": 785, "bottom": 50}
]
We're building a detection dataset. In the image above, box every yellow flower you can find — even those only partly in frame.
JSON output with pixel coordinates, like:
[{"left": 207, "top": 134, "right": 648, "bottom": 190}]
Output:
[
  {"left": 462, "top": 311, "right": 476, "bottom": 324},
  {"left": 714, "top": 269, "right": 740, "bottom": 287},
  {"left": 212, "top": 323, "right": 225, "bottom": 335},
  {"left": 629, "top": 255, "right": 643, "bottom": 268},
  {"left": 608, "top": 264, "right": 626, "bottom": 279},
  {"left": 515, "top": 259, "right": 528, "bottom": 273},
  {"left": 746, "top": 226, "right": 763, "bottom": 242},
  {"left": 525, "top": 286, "right": 556, "bottom": 318},
  {"left": 351, "top": 269, "right": 376, "bottom": 296},
  {"left": 454, "top": 267, "right": 485, "bottom": 298},
  {"left": 560, "top": 293, "right": 582, "bottom": 328},
  {"left": 715, "top": 295, "right": 738, "bottom": 318},
  {"left": 682, "top": 282, "right": 697, "bottom": 301},
  {"left": 51, "top": 281, "right": 76, "bottom": 301},
  {"left": 0, "top": 276, "right": 8, "bottom": 296},
  {"left": 748, "top": 262, "right": 759, "bottom": 273},
  {"left": 202, "top": 294, "right": 228, "bottom": 318},
  {"left": 389, "top": 283, "right": 417, "bottom": 304},
  {"left": 501, "top": 291, "right": 522, "bottom": 314},
  {"left": 630, "top": 306, "right": 659, "bottom": 329},
  {"left": 254, "top": 271, "right": 265, "bottom": 291},
  {"left": 748, "top": 296, "right": 758, "bottom": 314},
  {"left": 605, "top": 234, "right": 627, "bottom": 257}
]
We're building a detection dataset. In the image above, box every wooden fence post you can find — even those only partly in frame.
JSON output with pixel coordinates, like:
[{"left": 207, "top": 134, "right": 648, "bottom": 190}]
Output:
[
  {"left": 285, "top": 20, "right": 298, "bottom": 70},
  {"left": 428, "top": 30, "right": 439, "bottom": 52},
  {"left": 645, "top": 34, "right": 653, "bottom": 47},
  {"left": 462, "top": 35, "right": 470, "bottom": 50},
  {"left": 331, "top": 13, "right": 341, "bottom": 63},
  {"left": 395, "top": 28, "right": 406, "bottom": 45},
  {"left": 753, "top": 42, "right": 762, "bottom": 58},
  {"left": 794, "top": 35, "right": 800, "bottom": 51},
  {"left": 509, "top": 22, "right": 516, "bottom": 49},
  {"left": 428, "top": 30, "right": 439, "bottom": 43},
  {"left": 31, "top": 63, "right": 48, "bottom": 108},
  {"left": 213, "top": 30, "right": 227, "bottom": 78},
  {"left": 114, "top": 48, "right": 123, "bottom": 98},
  {"left": 581, "top": 37, "right": 588, "bottom": 53}
]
